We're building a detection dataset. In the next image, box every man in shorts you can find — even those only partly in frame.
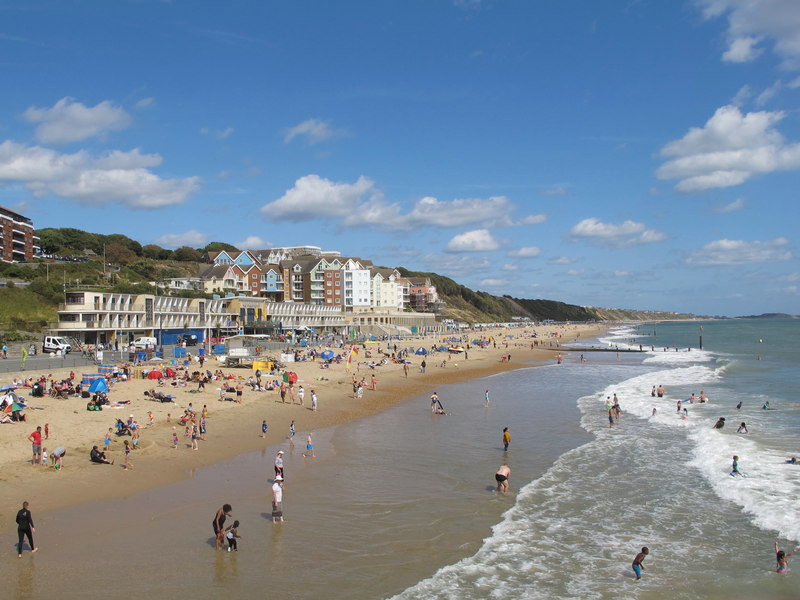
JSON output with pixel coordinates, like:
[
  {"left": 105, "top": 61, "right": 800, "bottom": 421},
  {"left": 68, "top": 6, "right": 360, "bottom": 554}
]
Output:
[
  {"left": 495, "top": 463, "right": 511, "bottom": 492},
  {"left": 28, "top": 426, "right": 43, "bottom": 466}
]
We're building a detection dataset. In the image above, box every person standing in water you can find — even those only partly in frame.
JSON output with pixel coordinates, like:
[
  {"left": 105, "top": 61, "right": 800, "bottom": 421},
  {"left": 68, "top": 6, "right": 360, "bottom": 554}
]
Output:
[
  {"left": 495, "top": 463, "right": 511, "bottom": 492},
  {"left": 213, "top": 504, "right": 232, "bottom": 550},
  {"left": 632, "top": 547, "right": 649, "bottom": 580},
  {"left": 502, "top": 427, "right": 511, "bottom": 451},
  {"left": 484, "top": 389, "right": 490, "bottom": 407}
]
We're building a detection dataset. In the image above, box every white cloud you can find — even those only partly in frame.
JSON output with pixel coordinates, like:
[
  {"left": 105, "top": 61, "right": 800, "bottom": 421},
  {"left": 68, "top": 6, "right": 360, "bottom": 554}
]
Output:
[
  {"left": 508, "top": 246, "right": 541, "bottom": 258},
  {"left": 0, "top": 141, "right": 199, "bottom": 208},
  {"left": 501, "top": 263, "right": 519, "bottom": 271},
  {"left": 540, "top": 185, "right": 567, "bottom": 197},
  {"left": 731, "top": 85, "right": 752, "bottom": 106},
  {"left": 421, "top": 253, "right": 491, "bottom": 276},
  {"left": 565, "top": 269, "right": 585, "bottom": 276},
  {"left": 549, "top": 256, "right": 576, "bottom": 265},
  {"left": 134, "top": 97, "right": 155, "bottom": 109},
  {"left": 686, "top": 237, "right": 792, "bottom": 265},
  {"left": 713, "top": 197, "right": 746, "bottom": 213},
  {"left": 656, "top": 104, "right": 800, "bottom": 191},
  {"left": 261, "top": 174, "right": 378, "bottom": 222},
  {"left": 261, "top": 178, "right": 527, "bottom": 231},
  {"left": 154, "top": 230, "right": 208, "bottom": 249},
  {"left": 445, "top": 229, "right": 499, "bottom": 252},
  {"left": 23, "top": 97, "right": 131, "bottom": 144},
  {"left": 480, "top": 278, "right": 507, "bottom": 287},
  {"left": 283, "top": 118, "right": 345, "bottom": 145},
  {"left": 696, "top": 0, "right": 800, "bottom": 69},
  {"left": 722, "top": 35, "right": 763, "bottom": 62},
  {"left": 789, "top": 76, "right": 800, "bottom": 88},
  {"left": 570, "top": 217, "right": 666, "bottom": 247},
  {"left": 755, "top": 80, "right": 782, "bottom": 106},
  {"left": 201, "top": 126, "right": 235, "bottom": 140},
  {"left": 517, "top": 214, "right": 547, "bottom": 225},
  {"left": 236, "top": 236, "right": 270, "bottom": 249}
]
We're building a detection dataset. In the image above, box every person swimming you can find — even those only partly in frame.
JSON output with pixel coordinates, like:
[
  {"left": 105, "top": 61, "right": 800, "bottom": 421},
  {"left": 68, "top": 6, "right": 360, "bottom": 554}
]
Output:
[
  {"left": 713, "top": 417, "right": 726, "bottom": 429},
  {"left": 737, "top": 422, "right": 748, "bottom": 434},
  {"left": 736, "top": 401, "right": 743, "bottom": 410},
  {"left": 763, "top": 401, "right": 771, "bottom": 410}
]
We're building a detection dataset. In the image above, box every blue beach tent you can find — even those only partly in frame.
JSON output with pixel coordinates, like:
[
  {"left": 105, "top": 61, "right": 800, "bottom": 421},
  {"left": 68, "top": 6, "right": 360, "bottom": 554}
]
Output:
[{"left": 88, "top": 378, "right": 109, "bottom": 394}]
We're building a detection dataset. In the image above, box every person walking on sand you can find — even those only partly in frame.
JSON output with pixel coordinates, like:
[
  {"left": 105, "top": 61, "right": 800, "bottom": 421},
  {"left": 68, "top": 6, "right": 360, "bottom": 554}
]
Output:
[
  {"left": 289, "top": 420, "right": 295, "bottom": 445},
  {"left": 632, "top": 547, "right": 649, "bottom": 580},
  {"left": 502, "top": 427, "right": 511, "bottom": 451},
  {"left": 495, "top": 463, "right": 511, "bottom": 492},
  {"left": 775, "top": 541, "right": 797, "bottom": 573},
  {"left": 213, "top": 504, "right": 232, "bottom": 550},
  {"left": 297, "top": 385, "right": 305, "bottom": 407},
  {"left": 16, "top": 501, "right": 37, "bottom": 558},
  {"left": 303, "top": 432, "right": 316, "bottom": 458},
  {"left": 272, "top": 475, "right": 284, "bottom": 523}
]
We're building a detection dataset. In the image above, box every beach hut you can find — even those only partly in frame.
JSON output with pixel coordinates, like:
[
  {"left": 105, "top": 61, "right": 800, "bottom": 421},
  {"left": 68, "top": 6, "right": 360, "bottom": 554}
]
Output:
[{"left": 88, "top": 378, "right": 109, "bottom": 394}]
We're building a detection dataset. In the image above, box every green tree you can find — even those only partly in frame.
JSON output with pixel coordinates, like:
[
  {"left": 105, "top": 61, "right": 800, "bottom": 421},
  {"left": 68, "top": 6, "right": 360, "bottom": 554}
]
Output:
[
  {"left": 104, "top": 242, "right": 138, "bottom": 264},
  {"left": 173, "top": 246, "right": 202, "bottom": 262},
  {"left": 142, "top": 244, "right": 172, "bottom": 260}
]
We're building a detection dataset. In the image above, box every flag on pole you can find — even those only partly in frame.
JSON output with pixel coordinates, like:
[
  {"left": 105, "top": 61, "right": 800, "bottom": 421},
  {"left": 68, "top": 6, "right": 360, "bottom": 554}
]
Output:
[{"left": 346, "top": 345, "right": 359, "bottom": 370}]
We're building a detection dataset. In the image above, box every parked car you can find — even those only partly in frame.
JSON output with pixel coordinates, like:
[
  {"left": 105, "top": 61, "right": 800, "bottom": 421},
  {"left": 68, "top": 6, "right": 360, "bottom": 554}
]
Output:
[
  {"left": 133, "top": 336, "right": 157, "bottom": 350},
  {"left": 177, "top": 334, "right": 198, "bottom": 346},
  {"left": 43, "top": 335, "right": 71, "bottom": 354}
]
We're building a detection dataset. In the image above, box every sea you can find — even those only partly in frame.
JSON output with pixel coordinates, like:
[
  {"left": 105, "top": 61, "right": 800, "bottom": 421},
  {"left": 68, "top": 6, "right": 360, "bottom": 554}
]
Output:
[{"left": 6, "top": 319, "right": 799, "bottom": 600}]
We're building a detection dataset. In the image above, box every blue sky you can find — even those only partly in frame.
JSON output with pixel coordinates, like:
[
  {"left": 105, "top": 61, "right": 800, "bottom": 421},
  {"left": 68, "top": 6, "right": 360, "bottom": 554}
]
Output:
[{"left": 1, "top": 0, "right": 798, "bottom": 317}]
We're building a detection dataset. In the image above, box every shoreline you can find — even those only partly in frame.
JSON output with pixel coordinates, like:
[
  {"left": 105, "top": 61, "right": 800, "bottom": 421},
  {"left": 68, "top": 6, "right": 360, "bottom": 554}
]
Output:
[{"left": 0, "top": 324, "right": 607, "bottom": 532}]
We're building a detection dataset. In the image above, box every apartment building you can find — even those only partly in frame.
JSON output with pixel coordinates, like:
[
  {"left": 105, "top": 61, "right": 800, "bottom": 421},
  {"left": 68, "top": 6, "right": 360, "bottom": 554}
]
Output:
[{"left": 0, "top": 205, "right": 39, "bottom": 263}]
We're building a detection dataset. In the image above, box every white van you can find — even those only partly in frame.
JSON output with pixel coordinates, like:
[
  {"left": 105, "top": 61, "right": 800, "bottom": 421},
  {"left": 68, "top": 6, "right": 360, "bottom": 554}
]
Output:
[
  {"left": 43, "top": 335, "right": 72, "bottom": 354},
  {"left": 133, "top": 336, "right": 157, "bottom": 350}
]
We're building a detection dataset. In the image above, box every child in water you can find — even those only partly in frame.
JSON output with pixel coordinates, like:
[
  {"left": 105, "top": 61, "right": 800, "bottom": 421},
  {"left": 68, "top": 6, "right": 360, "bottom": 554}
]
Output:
[
  {"left": 775, "top": 541, "right": 797, "bottom": 573},
  {"left": 226, "top": 520, "right": 241, "bottom": 552},
  {"left": 731, "top": 455, "right": 742, "bottom": 476},
  {"left": 632, "top": 547, "right": 649, "bottom": 580},
  {"left": 737, "top": 422, "right": 748, "bottom": 434}
]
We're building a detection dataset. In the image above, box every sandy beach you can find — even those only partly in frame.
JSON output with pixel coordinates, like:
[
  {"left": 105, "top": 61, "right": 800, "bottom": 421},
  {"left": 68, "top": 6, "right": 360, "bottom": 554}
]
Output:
[{"left": 0, "top": 323, "right": 604, "bottom": 533}]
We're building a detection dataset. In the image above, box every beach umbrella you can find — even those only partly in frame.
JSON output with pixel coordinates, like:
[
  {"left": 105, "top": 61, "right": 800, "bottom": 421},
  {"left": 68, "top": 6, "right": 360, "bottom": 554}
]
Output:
[
  {"left": 88, "top": 378, "right": 109, "bottom": 394},
  {"left": 320, "top": 350, "right": 334, "bottom": 360},
  {"left": 147, "top": 370, "right": 163, "bottom": 379},
  {"left": 3, "top": 402, "right": 26, "bottom": 413},
  {"left": 415, "top": 347, "right": 428, "bottom": 355}
]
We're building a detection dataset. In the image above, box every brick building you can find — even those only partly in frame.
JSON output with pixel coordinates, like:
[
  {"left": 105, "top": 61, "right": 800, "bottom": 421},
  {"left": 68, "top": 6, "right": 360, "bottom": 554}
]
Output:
[{"left": 0, "top": 205, "right": 39, "bottom": 262}]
